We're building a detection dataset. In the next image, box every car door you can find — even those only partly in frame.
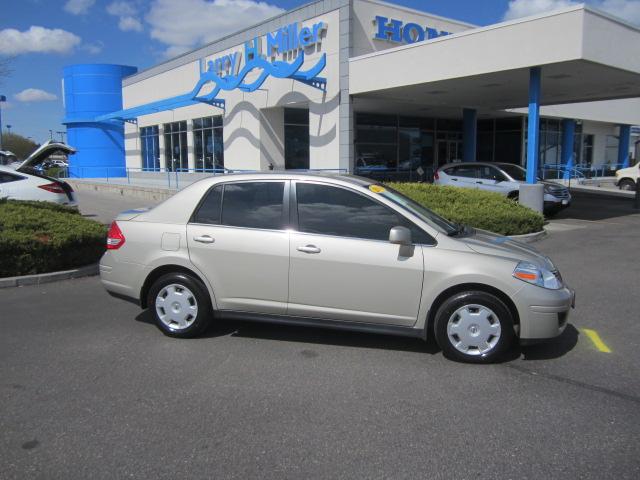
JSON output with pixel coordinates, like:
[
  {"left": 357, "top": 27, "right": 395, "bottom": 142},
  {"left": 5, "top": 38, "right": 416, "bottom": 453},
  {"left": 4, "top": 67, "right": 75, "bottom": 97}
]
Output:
[
  {"left": 287, "top": 181, "right": 428, "bottom": 327},
  {"left": 186, "top": 180, "right": 290, "bottom": 314},
  {"left": 476, "top": 165, "right": 510, "bottom": 194}
]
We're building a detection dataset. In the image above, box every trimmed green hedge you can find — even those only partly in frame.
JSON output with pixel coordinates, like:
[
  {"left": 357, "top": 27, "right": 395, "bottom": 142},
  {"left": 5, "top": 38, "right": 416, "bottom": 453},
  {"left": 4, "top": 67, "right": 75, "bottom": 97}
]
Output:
[
  {"left": 387, "top": 183, "right": 544, "bottom": 236},
  {"left": 0, "top": 199, "right": 107, "bottom": 277}
]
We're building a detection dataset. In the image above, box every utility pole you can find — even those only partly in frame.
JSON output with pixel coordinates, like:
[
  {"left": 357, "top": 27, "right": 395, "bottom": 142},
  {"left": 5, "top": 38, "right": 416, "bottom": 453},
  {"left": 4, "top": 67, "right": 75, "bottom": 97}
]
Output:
[{"left": 0, "top": 95, "right": 5, "bottom": 151}]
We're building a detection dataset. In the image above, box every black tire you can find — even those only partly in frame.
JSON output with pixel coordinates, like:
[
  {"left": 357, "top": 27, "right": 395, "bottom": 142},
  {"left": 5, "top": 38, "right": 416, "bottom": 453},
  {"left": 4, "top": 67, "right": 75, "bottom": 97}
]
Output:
[
  {"left": 507, "top": 191, "right": 519, "bottom": 201},
  {"left": 147, "top": 272, "right": 213, "bottom": 338},
  {"left": 434, "top": 291, "right": 515, "bottom": 364},
  {"left": 619, "top": 178, "right": 636, "bottom": 191}
]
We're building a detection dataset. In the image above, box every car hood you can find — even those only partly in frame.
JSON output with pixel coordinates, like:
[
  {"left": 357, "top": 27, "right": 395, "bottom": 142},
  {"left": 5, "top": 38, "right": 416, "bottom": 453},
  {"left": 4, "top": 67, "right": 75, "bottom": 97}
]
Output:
[
  {"left": 463, "top": 229, "right": 555, "bottom": 271},
  {"left": 16, "top": 141, "right": 76, "bottom": 172}
]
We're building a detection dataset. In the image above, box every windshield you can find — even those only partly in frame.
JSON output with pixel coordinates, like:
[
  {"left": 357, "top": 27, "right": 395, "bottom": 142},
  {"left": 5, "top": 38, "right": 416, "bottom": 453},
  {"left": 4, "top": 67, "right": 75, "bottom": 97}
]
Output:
[{"left": 373, "top": 184, "right": 459, "bottom": 235}]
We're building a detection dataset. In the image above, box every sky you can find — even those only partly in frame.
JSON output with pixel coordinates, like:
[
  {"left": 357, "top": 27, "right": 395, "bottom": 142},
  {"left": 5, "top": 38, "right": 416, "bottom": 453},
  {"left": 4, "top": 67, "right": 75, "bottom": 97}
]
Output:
[{"left": 1, "top": 0, "right": 639, "bottom": 144}]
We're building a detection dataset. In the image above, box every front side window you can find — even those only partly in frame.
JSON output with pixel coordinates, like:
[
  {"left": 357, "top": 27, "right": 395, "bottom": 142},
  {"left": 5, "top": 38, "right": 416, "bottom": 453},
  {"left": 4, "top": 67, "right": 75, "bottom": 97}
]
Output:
[
  {"left": 479, "top": 166, "right": 504, "bottom": 181},
  {"left": 221, "top": 182, "right": 285, "bottom": 230},
  {"left": 295, "top": 183, "right": 432, "bottom": 244}
]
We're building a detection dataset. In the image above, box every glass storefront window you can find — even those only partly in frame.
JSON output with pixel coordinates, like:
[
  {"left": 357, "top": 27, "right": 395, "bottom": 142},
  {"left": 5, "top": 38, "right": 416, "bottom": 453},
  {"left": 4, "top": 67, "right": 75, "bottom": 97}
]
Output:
[
  {"left": 284, "top": 108, "right": 309, "bottom": 170},
  {"left": 193, "top": 115, "right": 224, "bottom": 171},
  {"left": 163, "top": 121, "right": 188, "bottom": 172},
  {"left": 140, "top": 125, "right": 160, "bottom": 171}
]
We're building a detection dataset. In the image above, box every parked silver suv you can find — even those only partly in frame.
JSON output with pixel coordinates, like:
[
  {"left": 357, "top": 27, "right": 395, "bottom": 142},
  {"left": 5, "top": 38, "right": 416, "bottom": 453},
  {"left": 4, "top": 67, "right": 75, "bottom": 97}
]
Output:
[
  {"left": 100, "top": 173, "right": 574, "bottom": 363},
  {"left": 434, "top": 162, "right": 571, "bottom": 214}
]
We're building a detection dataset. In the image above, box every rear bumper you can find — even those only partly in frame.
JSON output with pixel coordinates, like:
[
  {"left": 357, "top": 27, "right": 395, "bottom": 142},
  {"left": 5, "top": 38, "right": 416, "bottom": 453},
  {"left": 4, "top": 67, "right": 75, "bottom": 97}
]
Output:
[
  {"left": 99, "top": 252, "right": 145, "bottom": 302},
  {"left": 513, "top": 284, "right": 575, "bottom": 341}
]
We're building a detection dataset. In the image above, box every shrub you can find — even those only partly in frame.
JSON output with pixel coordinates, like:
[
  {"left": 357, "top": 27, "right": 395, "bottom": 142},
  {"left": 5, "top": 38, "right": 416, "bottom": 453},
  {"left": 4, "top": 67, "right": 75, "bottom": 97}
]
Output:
[
  {"left": 0, "top": 199, "right": 107, "bottom": 277},
  {"left": 386, "top": 183, "right": 544, "bottom": 236}
]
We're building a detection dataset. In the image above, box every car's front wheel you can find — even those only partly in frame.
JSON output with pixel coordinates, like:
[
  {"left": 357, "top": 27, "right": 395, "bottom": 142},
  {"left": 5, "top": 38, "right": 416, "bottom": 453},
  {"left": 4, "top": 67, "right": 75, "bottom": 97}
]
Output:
[
  {"left": 434, "top": 291, "right": 515, "bottom": 363},
  {"left": 618, "top": 178, "right": 636, "bottom": 191},
  {"left": 147, "top": 272, "right": 212, "bottom": 338}
]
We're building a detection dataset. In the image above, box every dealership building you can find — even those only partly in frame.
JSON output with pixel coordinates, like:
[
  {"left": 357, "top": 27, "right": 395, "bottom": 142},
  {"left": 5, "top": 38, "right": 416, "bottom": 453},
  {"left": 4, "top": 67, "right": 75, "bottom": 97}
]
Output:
[{"left": 62, "top": 0, "right": 640, "bottom": 186}]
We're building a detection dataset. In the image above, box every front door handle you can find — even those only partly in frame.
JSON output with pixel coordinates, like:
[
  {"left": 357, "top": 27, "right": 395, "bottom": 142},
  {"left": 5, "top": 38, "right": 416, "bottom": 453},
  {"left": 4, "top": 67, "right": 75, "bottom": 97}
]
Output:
[
  {"left": 193, "top": 235, "right": 215, "bottom": 244},
  {"left": 297, "top": 245, "right": 321, "bottom": 254}
]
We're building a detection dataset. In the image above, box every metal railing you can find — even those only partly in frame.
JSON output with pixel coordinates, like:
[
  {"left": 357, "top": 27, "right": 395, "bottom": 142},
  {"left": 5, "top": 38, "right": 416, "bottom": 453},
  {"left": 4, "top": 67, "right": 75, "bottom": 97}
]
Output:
[{"left": 51, "top": 166, "right": 349, "bottom": 190}]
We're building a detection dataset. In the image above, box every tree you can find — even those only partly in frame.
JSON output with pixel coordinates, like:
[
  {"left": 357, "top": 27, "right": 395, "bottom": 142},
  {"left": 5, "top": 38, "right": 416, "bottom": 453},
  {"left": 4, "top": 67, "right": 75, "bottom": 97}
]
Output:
[{"left": 2, "top": 132, "right": 39, "bottom": 160}]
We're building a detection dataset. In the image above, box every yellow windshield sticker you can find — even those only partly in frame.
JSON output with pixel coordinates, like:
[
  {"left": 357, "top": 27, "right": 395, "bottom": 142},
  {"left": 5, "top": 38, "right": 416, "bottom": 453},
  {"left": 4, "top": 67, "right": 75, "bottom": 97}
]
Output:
[{"left": 369, "top": 185, "right": 386, "bottom": 193}]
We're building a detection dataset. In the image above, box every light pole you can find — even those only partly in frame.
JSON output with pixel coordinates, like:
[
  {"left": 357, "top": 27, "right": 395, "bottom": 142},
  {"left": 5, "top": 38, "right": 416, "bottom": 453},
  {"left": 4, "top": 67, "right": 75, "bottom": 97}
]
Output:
[
  {"left": 49, "top": 129, "right": 53, "bottom": 140},
  {"left": 56, "top": 130, "right": 66, "bottom": 142},
  {"left": 0, "top": 95, "right": 5, "bottom": 151},
  {"left": 6, "top": 124, "right": 11, "bottom": 135}
]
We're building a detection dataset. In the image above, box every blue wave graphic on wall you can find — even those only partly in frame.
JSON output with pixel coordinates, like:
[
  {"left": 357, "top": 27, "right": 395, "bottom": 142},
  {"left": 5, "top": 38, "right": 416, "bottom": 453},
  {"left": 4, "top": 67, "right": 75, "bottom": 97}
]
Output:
[{"left": 96, "top": 52, "right": 327, "bottom": 122}]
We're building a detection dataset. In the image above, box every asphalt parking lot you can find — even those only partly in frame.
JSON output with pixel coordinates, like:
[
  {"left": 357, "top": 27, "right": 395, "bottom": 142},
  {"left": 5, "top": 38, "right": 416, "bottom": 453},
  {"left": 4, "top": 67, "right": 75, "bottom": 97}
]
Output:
[{"left": 1, "top": 189, "right": 639, "bottom": 479}]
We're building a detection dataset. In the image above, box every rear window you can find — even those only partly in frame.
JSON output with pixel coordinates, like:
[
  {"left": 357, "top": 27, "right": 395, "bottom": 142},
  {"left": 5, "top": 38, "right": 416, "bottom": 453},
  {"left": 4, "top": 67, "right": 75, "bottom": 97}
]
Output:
[
  {"left": 222, "top": 182, "right": 285, "bottom": 230},
  {"left": 192, "top": 185, "right": 223, "bottom": 224}
]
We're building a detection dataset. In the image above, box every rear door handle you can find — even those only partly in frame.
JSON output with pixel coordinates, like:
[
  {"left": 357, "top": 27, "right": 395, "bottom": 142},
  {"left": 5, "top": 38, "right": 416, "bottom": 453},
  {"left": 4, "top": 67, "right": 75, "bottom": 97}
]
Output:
[
  {"left": 193, "top": 235, "right": 215, "bottom": 244},
  {"left": 297, "top": 245, "right": 321, "bottom": 254}
]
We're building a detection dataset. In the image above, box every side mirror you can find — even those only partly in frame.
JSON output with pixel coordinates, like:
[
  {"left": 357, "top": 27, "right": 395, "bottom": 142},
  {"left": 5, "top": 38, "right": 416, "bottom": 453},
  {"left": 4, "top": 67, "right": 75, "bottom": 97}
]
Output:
[{"left": 389, "top": 226, "right": 412, "bottom": 246}]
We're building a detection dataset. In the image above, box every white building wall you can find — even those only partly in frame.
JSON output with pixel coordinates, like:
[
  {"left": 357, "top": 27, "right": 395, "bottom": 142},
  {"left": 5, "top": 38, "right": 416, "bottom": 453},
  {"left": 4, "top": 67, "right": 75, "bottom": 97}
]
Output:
[
  {"left": 123, "top": 8, "right": 341, "bottom": 172},
  {"left": 351, "top": 0, "right": 474, "bottom": 57}
]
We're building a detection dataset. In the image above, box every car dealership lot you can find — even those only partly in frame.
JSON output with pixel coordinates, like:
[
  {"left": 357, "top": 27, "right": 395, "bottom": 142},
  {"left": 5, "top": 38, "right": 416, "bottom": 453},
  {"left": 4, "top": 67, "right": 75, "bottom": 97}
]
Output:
[{"left": 1, "top": 190, "right": 639, "bottom": 479}]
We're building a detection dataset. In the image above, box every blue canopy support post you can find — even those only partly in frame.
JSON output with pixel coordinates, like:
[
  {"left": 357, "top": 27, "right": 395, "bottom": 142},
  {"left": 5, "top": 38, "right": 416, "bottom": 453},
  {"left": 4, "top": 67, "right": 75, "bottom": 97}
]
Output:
[
  {"left": 463, "top": 108, "right": 477, "bottom": 163},
  {"left": 526, "top": 67, "right": 541, "bottom": 184},
  {"left": 520, "top": 67, "right": 544, "bottom": 213},
  {"left": 561, "top": 119, "right": 575, "bottom": 180},
  {"left": 618, "top": 124, "right": 631, "bottom": 168}
]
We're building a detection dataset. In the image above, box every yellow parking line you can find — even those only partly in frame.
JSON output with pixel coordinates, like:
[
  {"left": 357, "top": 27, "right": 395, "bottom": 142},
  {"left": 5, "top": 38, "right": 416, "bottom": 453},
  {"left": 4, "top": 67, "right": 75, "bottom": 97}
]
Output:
[{"left": 582, "top": 329, "right": 612, "bottom": 353}]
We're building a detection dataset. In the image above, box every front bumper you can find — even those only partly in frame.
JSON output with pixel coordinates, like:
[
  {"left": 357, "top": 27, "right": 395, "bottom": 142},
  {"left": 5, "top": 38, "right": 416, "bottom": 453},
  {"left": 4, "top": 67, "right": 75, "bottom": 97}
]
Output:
[{"left": 512, "top": 283, "right": 575, "bottom": 342}]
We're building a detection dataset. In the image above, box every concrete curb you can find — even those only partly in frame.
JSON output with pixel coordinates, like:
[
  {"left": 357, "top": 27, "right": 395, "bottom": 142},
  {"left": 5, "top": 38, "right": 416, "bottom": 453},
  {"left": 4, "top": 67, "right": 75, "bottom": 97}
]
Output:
[
  {"left": 0, "top": 263, "right": 99, "bottom": 289},
  {"left": 507, "top": 229, "right": 548, "bottom": 243}
]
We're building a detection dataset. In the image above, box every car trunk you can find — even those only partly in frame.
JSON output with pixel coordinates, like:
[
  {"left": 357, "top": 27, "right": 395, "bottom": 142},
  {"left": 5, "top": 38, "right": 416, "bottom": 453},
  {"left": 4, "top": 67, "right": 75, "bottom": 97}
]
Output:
[{"left": 16, "top": 141, "right": 77, "bottom": 202}]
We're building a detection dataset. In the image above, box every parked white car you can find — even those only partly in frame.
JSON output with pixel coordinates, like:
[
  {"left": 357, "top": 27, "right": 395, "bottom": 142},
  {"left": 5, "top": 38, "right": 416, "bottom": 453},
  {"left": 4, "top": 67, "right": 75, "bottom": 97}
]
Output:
[
  {"left": 0, "top": 141, "right": 77, "bottom": 206},
  {"left": 434, "top": 162, "right": 571, "bottom": 214},
  {"left": 615, "top": 162, "right": 639, "bottom": 191}
]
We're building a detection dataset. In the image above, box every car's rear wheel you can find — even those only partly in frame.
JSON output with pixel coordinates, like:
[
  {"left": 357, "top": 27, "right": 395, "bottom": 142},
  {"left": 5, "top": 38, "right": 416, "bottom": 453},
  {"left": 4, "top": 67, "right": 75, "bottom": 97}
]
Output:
[
  {"left": 148, "top": 272, "right": 212, "bottom": 338},
  {"left": 619, "top": 178, "right": 636, "bottom": 191},
  {"left": 434, "top": 291, "right": 515, "bottom": 363}
]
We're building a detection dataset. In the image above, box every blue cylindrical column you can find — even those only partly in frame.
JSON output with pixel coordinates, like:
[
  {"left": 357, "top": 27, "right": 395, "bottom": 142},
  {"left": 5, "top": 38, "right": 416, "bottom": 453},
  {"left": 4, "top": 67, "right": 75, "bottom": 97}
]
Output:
[
  {"left": 618, "top": 124, "right": 631, "bottom": 168},
  {"left": 62, "top": 64, "right": 137, "bottom": 178},
  {"left": 463, "top": 108, "right": 477, "bottom": 162},
  {"left": 561, "top": 119, "right": 575, "bottom": 180}
]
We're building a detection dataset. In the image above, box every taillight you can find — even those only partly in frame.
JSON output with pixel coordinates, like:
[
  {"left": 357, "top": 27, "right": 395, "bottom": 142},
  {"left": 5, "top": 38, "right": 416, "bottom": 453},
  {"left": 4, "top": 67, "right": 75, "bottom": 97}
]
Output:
[
  {"left": 433, "top": 170, "right": 440, "bottom": 181},
  {"left": 38, "top": 183, "right": 65, "bottom": 194},
  {"left": 106, "top": 221, "right": 126, "bottom": 250}
]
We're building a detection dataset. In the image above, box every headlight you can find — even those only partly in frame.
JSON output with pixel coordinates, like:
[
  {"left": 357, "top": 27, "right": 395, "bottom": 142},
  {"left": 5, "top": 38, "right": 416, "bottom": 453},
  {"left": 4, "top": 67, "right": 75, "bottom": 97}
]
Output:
[{"left": 513, "top": 261, "right": 562, "bottom": 289}]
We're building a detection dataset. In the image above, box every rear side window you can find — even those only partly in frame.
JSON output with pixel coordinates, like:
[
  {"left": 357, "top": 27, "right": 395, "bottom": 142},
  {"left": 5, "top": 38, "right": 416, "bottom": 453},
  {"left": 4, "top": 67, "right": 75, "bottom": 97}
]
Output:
[
  {"left": 192, "top": 184, "right": 223, "bottom": 224},
  {"left": 450, "top": 166, "right": 478, "bottom": 178},
  {"left": 0, "top": 172, "right": 25, "bottom": 183},
  {"left": 221, "top": 182, "right": 285, "bottom": 230},
  {"left": 295, "top": 183, "right": 432, "bottom": 244}
]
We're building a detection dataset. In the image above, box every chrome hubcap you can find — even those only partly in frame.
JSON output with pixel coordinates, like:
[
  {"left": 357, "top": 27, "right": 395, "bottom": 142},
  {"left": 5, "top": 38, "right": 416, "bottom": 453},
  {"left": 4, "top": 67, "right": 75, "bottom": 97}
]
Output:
[
  {"left": 447, "top": 304, "right": 501, "bottom": 356},
  {"left": 155, "top": 284, "right": 198, "bottom": 331}
]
